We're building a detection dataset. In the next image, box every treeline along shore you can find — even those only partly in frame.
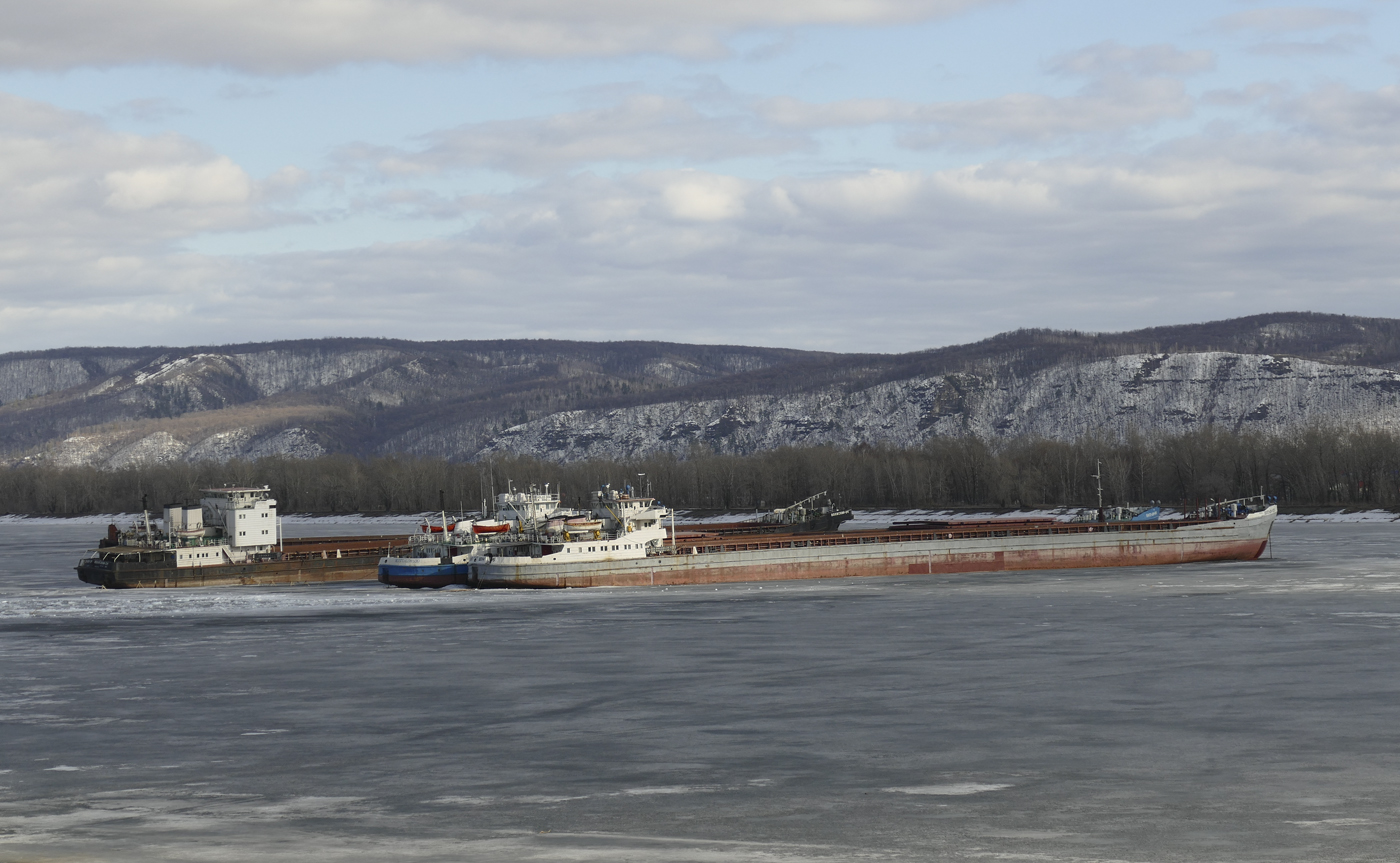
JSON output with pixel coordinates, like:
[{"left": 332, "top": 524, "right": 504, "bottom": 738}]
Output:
[{"left": 2, "top": 426, "right": 1397, "bottom": 516}]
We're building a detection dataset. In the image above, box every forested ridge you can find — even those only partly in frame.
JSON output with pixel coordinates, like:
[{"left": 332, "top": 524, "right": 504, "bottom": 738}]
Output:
[
  {"left": 8, "top": 312, "right": 1400, "bottom": 470},
  {"left": 3, "top": 427, "right": 1396, "bottom": 515}
]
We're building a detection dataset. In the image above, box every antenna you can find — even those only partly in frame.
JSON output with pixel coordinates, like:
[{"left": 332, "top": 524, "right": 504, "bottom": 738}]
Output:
[{"left": 1093, "top": 460, "right": 1104, "bottom": 511}]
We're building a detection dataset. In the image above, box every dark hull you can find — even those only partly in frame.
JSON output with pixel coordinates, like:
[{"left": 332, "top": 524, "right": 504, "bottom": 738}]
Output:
[
  {"left": 76, "top": 553, "right": 382, "bottom": 588},
  {"left": 376, "top": 570, "right": 458, "bottom": 589}
]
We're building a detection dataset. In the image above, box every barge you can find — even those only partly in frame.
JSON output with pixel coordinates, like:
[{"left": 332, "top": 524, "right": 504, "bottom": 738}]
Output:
[
  {"left": 76, "top": 486, "right": 403, "bottom": 588},
  {"left": 455, "top": 487, "right": 1277, "bottom": 589}
]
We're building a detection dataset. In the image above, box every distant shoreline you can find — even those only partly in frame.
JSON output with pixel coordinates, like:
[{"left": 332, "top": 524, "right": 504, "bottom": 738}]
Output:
[{"left": 4, "top": 507, "right": 1398, "bottom": 525}]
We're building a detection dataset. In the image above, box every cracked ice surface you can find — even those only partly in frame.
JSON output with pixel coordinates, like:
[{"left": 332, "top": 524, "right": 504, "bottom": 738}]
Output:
[{"left": 3, "top": 519, "right": 1400, "bottom": 861}]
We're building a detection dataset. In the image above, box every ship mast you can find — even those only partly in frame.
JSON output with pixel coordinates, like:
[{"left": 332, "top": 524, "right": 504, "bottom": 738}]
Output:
[{"left": 1093, "top": 460, "right": 1104, "bottom": 512}]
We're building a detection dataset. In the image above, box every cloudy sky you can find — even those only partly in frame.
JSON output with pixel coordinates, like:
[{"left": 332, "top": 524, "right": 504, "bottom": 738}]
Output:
[{"left": 2, "top": 0, "right": 1397, "bottom": 354}]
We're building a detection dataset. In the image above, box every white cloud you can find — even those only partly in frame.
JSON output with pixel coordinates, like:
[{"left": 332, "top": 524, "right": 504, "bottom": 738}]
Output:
[
  {"left": 784, "top": 170, "right": 930, "bottom": 220},
  {"left": 900, "top": 78, "right": 1194, "bottom": 147},
  {"left": 331, "top": 42, "right": 1210, "bottom": 182},
  {"left": 662, "top": 173, "right": 748, "bottom": 221},
  {"left": 109, "top": 97, "right": 188, "bottom": 123},
  {"left": 753, "top": 42, "right": 1206, "bottom": 148},
  {"left": 760, "top": 78, "right": 1194, "bottom": 148},
  {"left": 214, "top": 107, "right": 1400, "bottom": 351},
  {"left": 4, "top": 79, "right": 1400, "bottom": 354},
  {"left": 358, "top": 94, "right": 808, "bottom": 177},
  {"left": 1247, "top": 33, "right": 1368, "bottom": 56},
  {"left": 0, "top": 0, "right": 1004, "bottom": 72},
  {"left": 104, "top": 158, "right": 253, "bottom": 211},
  {"left": 1205, "top": 82, "right": 1400, "bottom": 145},
  {"left": 0, "top": 92, "right": 277, "bottom": 341},
  {"left": 1046, "top": 41, "right": 1215, "bottom": 77},
  {"left": 1212, "top": 6, "right": 1368, "bottom": 58},
  {"left": 1272, "top": 84, "right": 1400, "bottom": 144},
  {"left": 356, "top": 48, "right": 1203, "bottom": 177},
  {"left": 1214, "top": 6, "right": 1366, "bottom": 33}
]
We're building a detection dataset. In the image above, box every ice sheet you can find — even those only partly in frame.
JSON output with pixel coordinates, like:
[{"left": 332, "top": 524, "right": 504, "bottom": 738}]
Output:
[{"left": 4, "top": 519, "right": 1400, "bottom": 861}]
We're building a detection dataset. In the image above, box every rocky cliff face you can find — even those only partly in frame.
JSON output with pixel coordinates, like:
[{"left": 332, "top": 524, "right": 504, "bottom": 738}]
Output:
[
  {"left": 7, "top": 315, "right": 1400, "bottom": 469},
  {"left": 49, "top": 427, "right": 329, "bottom": 470},
  {"left": 0, "top": 358, "right": 93, "bottom": 405},
  {"left": 478, "top": 352, "right": 1400, "bottom": 461},
  {"left": 0, "top": 339, "right": 814, "bottom": 468}
]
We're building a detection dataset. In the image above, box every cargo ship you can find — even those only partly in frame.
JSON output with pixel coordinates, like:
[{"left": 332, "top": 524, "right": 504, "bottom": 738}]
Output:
[
  {"left": 375, "top": 486, "right": 854, "bottom": 588},
  {"left": 377, "top": 485, "right": 568, "bottom": 588},
  {"left": 76, "top": 486, "right": 404, "bottom": 588},
  {"left": 452, "top": 486, "right": 1277, "bottom": 589}
]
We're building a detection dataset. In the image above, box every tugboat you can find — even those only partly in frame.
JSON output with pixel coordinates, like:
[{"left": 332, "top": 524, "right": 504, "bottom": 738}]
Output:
[
  {"left": 457, "top": 483, "right": 671, "bottom": 587},
  {"left": 376, "top": 484, "right": 572, "bottom": 588},
  {"left": 376, "top": 513, "right": 484, "bottom": 589}
]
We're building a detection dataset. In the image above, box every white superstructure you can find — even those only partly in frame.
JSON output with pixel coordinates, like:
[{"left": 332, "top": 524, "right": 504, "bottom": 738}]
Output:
[
  {"left": 149, "top": 486, "right": 282, "bottom": 567},
  {"left": 467, "top": 484, "right": 671, "bottom": 569},
  {"left": 494, "top": 483, "right": 565, "bottom": 530},
  {"left": 198, "top": 486, "right": 279, "bottom": 549}
]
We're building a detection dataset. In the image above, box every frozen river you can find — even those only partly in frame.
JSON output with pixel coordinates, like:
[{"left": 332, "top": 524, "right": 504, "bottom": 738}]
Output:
[{"left": 2, "top": 518, "right": 1399, "bottom": 861}]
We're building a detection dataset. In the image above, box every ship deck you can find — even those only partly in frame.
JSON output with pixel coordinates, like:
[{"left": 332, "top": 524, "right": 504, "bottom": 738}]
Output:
[
  {"left": 471, "top": 510, "right": 1277, "bottom": 589},
  {"left": 666, "top": 516, "right": 1222, "bottom": 556}
]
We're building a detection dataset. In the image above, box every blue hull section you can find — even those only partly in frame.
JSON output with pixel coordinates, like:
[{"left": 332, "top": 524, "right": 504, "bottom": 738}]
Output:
[{"left": 378, "top": 562, "right": 460, "bottom": 588}]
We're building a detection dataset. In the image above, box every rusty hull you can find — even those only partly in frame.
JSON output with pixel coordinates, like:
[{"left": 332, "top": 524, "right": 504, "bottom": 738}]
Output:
[{"left": 472, "top": 510, "right": 1276, "bottom": 589}]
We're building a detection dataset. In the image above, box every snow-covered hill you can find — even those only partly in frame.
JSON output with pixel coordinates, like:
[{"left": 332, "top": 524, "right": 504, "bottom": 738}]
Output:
[
  {"left": 9, "top": 315, "right": 1400, "bottom": 469},
  {"left": 49, "top": 427, "right": 328, "bottom": 470},
  {"left": 480, "top": 352, "right": 1400, "bottom": 461}
]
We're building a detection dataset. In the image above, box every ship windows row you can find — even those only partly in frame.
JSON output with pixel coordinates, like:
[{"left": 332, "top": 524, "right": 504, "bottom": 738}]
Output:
[{"left": 563, "top": 544, "right": 632, "bottom": 553}]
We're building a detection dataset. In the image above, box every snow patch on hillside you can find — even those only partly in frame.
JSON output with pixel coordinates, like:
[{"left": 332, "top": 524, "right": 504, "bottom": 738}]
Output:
[
  {"left": 480, "top": 352, "right": 1400, "bottom": 462},
  {"left": 42, "top": 427, "right": 326, "bottom": 469},
  {"left": 233, "top": 349, "right": 400, "bottom": 397}
]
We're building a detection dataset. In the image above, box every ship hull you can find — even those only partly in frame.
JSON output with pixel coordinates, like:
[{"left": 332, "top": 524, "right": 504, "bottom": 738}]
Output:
[
  {"left": 76, "top": 554, "right": 382, "bottom": 588},
  {"left": 468, "top": 509, "right": 1276, "bottom": 589},
  {"left": 377, "top": 562, "right": 459, "bottom": 589}
]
